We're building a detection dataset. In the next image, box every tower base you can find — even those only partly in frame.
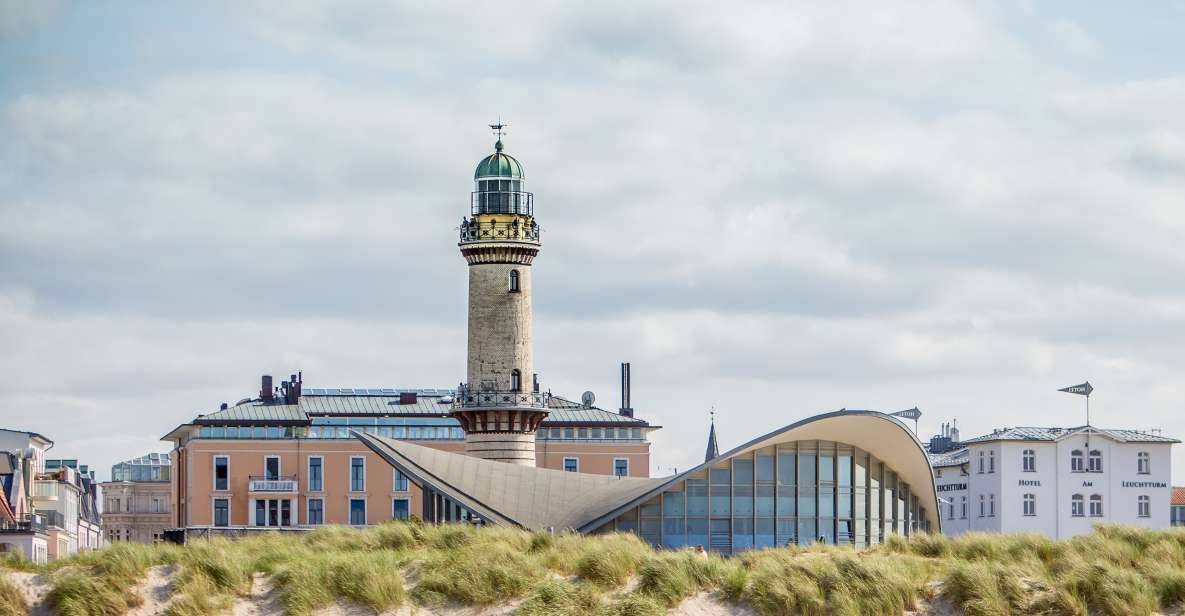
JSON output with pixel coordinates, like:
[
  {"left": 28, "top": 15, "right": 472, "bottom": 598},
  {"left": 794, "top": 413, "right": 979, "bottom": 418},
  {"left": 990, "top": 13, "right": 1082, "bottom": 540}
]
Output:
[{"left": 463, "top": 432, "right": 537, "bottom": 466}]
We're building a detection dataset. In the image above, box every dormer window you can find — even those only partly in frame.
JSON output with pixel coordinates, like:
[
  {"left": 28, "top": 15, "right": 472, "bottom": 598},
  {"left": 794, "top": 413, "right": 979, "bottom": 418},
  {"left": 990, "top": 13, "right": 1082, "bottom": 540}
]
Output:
[{"left": 509, "top": 270, "right": 520, "bottom": 293}]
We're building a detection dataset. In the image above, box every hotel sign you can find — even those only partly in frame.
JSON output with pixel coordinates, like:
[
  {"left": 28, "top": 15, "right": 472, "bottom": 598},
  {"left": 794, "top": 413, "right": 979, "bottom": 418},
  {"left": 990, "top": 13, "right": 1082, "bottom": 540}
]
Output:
[
  {"left": 1122, "top": 481, "right": 1167, "bottom": 488},
  {"left": 1018, "top": 480, "right": 1041, "bottom": 487}
]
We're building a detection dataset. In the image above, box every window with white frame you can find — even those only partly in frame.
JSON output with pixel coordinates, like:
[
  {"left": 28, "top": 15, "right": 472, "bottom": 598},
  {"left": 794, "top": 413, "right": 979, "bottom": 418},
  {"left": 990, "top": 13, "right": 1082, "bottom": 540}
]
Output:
[
  {"left": 349, "top": 498, "right": 366, "bottom": 525},
  {"left": 988, "top": 451, "right": 995, "bottom": 473},
  {"left": 1022, "top": 449, "right": 1036, "bottom": 472},
  {"left": 308, "top": 457, "right": 323, "bottom": 492},
  {"left": 1071, "top": 450, "right": 1084, "bottom": 472},
  {"left": 213, "top": 498, "right": 229, "bottom": 527},
  {"left": 613, "top": 459, "right": 629, "bottom": 477},
  {"left": 393, "top": 498, "right": 410, "bottom": 521},
  {"left": 393, "top": 470, "right": 408, "bottom": 492},
  {"left": 1088, "top": 450, "right": 1103, "bottom": 473},
  {"left": 948, "top": 501, "right": 955, "bottom": 520},
  {"left": 1023, "top": 493, "right": 1036, "bottom": 516},
  {"left": 1089, "top": 494, "right": 1103, "bottom": 517},
  {"left": 960, "top": 496, "right": 967, "bottom": 519},
  {"left": 1071, "top": 494, "right": 1084, "bottom": 517},
  {"left": 989, "top": 493, "right": 996, "bottom": 517},
  {"left": 350, "top": 457, "right": 365, "bottom": 492},
  {"left": 264, "top": 456, "right": 280, "bottom": 481},
  {"left": 978, "top": 494, "right": 985, "bottom": 517},
  {"left": 978, "top": 451, "right": 984, "bottom": 474},
  {"left": 1138, "top": 495, "right": 1150, "bottom": 518},
  {"left": 1137, "top": 451, "right": 1150, "bottom": 475},
  {"left": 308, "top": 498, "right": 324, "bottom": 525},
  {"left": 563, "top": 457, "right": 578, "bottom": 473},
  {"left": 213, "top": 456, "right": 229, "bottom": 491}
]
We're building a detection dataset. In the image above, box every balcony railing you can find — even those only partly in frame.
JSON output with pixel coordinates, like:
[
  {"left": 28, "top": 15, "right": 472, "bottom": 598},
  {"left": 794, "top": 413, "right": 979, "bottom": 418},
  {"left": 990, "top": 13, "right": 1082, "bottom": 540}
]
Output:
[
  {"left": 248, "top": 476, "right": 298, "bottom": 493},
  {"left": 454, "top": 388, "right": 548, "bottom": 410},
  {"left": 459, "top": 219, "right": 541, "bottom": 244},
  {"left": 0, "top": 513, "right": 48, "bottom": 535},
  {"left": 35, "top": 510, "right": 65, "bottom": 529},
  {"left": 470, "top": 190, "right": 534, "bottom": 217}
]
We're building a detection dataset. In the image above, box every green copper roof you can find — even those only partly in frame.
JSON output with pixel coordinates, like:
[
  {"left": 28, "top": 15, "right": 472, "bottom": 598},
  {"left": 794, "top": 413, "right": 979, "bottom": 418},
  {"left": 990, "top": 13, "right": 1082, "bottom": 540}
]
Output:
[{"left": 474, "top": 140, "right": 525, "bottom": 179}]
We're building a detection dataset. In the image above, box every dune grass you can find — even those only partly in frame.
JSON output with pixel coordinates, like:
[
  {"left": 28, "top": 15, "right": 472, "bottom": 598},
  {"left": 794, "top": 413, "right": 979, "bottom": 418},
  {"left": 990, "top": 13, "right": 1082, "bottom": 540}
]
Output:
[
  {"left": 0, "top": 575, "right": 26, "bottom": 616},
  {"left": 5, "top": 522, "right": 1185, "bottom": 616}
]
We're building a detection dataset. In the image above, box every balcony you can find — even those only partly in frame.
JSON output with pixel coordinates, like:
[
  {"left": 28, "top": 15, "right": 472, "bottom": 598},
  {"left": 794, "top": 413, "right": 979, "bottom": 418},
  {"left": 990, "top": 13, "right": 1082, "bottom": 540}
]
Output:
[
  {"left": 248, "top": 476, "right": 298, "bottom": 493},
  {"left": 454, "top": 388, "right": 548, "bottom": 410},
  {"left": 459, "top": 219, "right": 541, "bottom": 245},
  {"left": 0, "top": 514, "right": 48, "bottom": 535},
  {"left": 34, "top": 510, "right": 65, "bottom": 529}
]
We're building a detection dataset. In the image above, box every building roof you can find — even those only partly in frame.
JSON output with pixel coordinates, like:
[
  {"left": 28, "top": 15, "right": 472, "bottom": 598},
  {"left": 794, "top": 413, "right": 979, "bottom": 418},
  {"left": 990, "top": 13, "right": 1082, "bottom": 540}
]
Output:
[
  {"left": 188, "top": 391, "right": 652, "bottom": 427},
  {"left": 928, "top": 448, "right": 969, "bottom": 468},
  {"left": 1172, "top": 487, "right": 1185, "bottom": 507},
  {"left": 357, "top": 432, "right": 664, "bottom": 531},
  {"left": 474, "top": 141, "right": 524, "bottom": 179},
  {"left": 114, "top": 452, "right": 171, "bottom": 467},
  {"left": 704, "top": 420, "right": 719, "bottom": 463},
  {"left": 959, "top": 426, "right": 1180, "bottom": 445},
  {"left": 0, "top": 428, "right": 53, "bottom": 447},
  {"left": 356, "top": 409, "right": 942, "bottom": 534}
]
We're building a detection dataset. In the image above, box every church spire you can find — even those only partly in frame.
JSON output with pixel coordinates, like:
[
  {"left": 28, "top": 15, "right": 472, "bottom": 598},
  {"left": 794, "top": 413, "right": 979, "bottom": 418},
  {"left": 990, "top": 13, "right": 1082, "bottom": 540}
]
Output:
[{"left": 704, "top": 409, "right": 719, "bottom": 462}]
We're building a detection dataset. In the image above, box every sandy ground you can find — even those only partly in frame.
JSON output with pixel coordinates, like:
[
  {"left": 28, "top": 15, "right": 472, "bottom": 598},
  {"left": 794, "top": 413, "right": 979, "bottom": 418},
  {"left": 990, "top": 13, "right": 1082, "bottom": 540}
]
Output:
[
  {"left": 3, "top": 571, "right": 52, "bottom": 616},
  {"left": 126, "top": 565, "right": 177, "bottom": 616}
]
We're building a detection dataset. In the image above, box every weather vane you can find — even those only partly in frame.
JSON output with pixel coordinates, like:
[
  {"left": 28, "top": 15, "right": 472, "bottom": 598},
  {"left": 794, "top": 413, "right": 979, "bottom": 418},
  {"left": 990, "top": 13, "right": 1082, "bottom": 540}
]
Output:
[{"left": 489, "top": 117, "right": 508, "bottom": 139}]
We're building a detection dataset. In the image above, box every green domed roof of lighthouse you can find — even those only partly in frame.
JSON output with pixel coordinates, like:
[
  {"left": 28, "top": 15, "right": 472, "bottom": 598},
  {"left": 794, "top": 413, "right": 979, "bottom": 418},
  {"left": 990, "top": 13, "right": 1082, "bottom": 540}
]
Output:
[{"left": 474, "top": 140, "right": 525, "bottom": 179}]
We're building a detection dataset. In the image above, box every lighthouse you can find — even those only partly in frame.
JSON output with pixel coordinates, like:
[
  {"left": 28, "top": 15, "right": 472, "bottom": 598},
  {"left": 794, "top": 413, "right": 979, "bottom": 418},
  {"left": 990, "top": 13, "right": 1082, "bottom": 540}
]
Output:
[{"left": 451, "top": 124, "right": 548, "bottom": 466}]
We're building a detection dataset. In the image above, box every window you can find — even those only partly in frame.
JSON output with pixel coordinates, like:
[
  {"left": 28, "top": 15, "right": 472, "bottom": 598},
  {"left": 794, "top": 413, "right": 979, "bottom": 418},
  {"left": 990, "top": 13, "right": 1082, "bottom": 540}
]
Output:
[
  {"left": 350, "top": 457, "right": 365, "bottom": 492},
  {"left": 563, "top": 457, "right": 578, "bottom": 473},
  {"left": 1071, "top": 450, "right": 1084, "bottom": 472},
  {"left": 978, "top": 494, "right": 985, "bottom": 517},
  {"left": 1022, "top": 449, "right": 1036, "bottom": 472},
  {"left": 511, "top": 369, "right": 522, "bottom": 392},
  {"left": 308, "top": 499, "right": 324, "bottom": 525},
  {"left": 614, "top": 458, "right": 629, "bottom": 477},
  {"left": 308, "top": 457, "right": 323, "bottom": 492},
  {"left": 508, "top": 269, "right": 520, "bottom": 292},
  {"left": 393, "top": 498, "right": 410, "bottom": 521},
  {"left": 1088, "top": 450, "right": 1103, "bottom": 473},
  {"left": 213, "top": 499, "right": 229, "bottom": 527},
  {"left": 393, "top": 470, "right": 408, "bottom": 492},
  {"left": 1089, "top": 494, "right": 1103, "bottom": 517},
  {"left": 1023, "top": 493, "right": 1036, "bottom": 516},
  {"left": 1137, "top": 451, "right": 1150, "bottom": 475},
  {"left": 978, "top": 451, "right": 984, "bottom": 474},
  {"left": 960, "top": 496, "right": 967, "bottom": 519},
  {"left": 988, "top": 451, "right": 995, "bottom": 473},
  {"left": 1071, "top": 494, "right": 1084, "bottom": 517},
  {"left": 989, "top": 494, "right": 996, "bottom": 517},
  {"left": 1138, "top": 495, "right": 1150, "bottom": 518},
  {"left": 151, "top": 498, "right": 160, "bottom": 513},
  {"left": 264, "top": 456, "right": 280, "bottom": 481},
  {"left": 349, "top": 499, "right": 366, "bottom": 525},
  {"left": 213, "top": 456, "right": 229, "bottom": 491},
  {"left": 948, "top": 501, "right": 955, "bottom": 520}
]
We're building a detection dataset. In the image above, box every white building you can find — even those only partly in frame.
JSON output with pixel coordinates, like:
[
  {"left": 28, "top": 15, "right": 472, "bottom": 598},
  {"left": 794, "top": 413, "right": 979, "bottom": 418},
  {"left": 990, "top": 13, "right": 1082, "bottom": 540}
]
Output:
[{"left": 931, "top": 426, "right": 1177, "bottom": 539}]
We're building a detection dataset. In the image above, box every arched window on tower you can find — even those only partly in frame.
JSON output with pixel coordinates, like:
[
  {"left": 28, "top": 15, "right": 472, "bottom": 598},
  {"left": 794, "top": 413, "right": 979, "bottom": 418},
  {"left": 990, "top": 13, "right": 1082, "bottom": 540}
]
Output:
[
  {"left": 509, "top": 270, "right": 520, "bottom": 293},
  {"left": 510, "top": 369, "right": 522, "bottom": 392}
]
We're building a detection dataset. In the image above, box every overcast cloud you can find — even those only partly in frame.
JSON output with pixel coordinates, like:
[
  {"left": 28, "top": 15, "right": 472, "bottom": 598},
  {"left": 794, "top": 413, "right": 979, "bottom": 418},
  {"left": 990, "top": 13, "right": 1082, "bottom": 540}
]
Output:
[{"left": 1, "top": 1, "right": 1184, "bottom": 482}]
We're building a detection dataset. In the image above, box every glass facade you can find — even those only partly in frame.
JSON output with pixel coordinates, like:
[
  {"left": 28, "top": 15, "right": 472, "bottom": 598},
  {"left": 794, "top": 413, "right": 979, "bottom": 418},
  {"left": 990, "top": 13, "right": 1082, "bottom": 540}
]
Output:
[{"left": 599, "top": 440, "right": 928, "bottom": 553}]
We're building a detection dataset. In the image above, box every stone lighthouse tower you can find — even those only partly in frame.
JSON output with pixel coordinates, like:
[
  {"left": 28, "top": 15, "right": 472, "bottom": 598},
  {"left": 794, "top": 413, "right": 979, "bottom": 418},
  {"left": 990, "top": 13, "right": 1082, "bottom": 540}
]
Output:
[{"left": 451, "top": 124, "right": 547, "bottom": 466}]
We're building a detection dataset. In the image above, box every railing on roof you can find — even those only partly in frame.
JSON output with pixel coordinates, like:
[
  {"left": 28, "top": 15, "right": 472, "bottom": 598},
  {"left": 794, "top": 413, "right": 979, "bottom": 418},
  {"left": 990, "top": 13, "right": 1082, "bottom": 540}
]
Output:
[
  {"left": 0, "top": 513, "right": 48, "bottom": 535},
  {"left": 459, "top": 219, "right": 541, "bottom": 244},
  {"left": 454, "top": 388, "right": 548, "bottom": 410},
  {"left": 248, "top": 476, "right": 298, "bottom": 493}
]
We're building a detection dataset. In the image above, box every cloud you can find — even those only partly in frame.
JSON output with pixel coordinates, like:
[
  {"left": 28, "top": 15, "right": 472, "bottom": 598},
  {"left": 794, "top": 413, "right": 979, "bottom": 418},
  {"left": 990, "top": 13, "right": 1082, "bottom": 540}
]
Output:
[
  {"left": 0, "top": 0, "right": 60, "bottom": 36},
  {"left": 1, "top": 1, "right": 1184, "bottom": 481}
]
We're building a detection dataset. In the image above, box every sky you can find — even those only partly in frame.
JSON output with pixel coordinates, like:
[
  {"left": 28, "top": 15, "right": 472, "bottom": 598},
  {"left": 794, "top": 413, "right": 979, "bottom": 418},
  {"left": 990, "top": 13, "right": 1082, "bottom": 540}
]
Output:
[{"left": 2, "top": 1, "right": 1184, "bottom": 483}]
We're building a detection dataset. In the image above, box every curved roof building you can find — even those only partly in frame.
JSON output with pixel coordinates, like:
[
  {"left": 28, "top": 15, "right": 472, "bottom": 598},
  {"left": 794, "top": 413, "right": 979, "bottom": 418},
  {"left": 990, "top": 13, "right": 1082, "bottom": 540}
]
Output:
[{"left": 356, "top": 409, "right": 940, "bottom": 552}]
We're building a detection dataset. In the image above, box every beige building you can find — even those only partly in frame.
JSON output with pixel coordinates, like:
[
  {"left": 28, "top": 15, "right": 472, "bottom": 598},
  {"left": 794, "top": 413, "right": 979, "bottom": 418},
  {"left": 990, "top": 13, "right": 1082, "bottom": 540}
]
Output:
[{"left": 101, "top": 453, "right": 172, "bottom": 543}]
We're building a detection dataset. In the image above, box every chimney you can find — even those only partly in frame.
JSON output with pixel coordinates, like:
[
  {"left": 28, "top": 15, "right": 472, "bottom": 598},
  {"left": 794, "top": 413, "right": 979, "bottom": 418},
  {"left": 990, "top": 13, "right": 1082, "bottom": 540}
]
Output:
[
  {"left": 261, "top": 375, "right": 274, "bottom": 401},
  {"left": 399, "top": 391, "right": 418, "bottom": 405},
  {"left": 619, "top": 362, "right": 634, "bottom": 418}
]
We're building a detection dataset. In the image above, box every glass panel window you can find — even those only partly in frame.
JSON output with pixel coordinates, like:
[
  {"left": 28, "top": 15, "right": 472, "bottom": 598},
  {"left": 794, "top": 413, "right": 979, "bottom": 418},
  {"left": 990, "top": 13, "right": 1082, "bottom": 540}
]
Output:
[
  {"left": 776, "top": 446, "right": 796, "bottom": 517},
  {"left": 709, "top": 467, "right": 731, "bottom": 516},
  {"left": 1088, "top": 450, "right": 1103, "bottom": 473},
  {"left": 564, "top": 458, "right": 578, "bottom": 472},
  {"left": 1071, "top": 450, "right": 1084, "bottom": 472},
  {"left": 255, "top": 499, "right": 266, "bottom": 526},
  {"left": 733, "top": 518, "right": 755, "bottom": 551},
  {"left": 349, "top": 499, "right": 366, "bottom": 525},
  {"left": 1023, "top": 449, "right": 1036, "bottom": 472},
  {"left": 265, "top": 457, "right": 280, "bottom": 481},
  {"left": 1137, "top": 452, "right": 1150, "bottom": 475},
  {"left": 756, "top": 517, "right": 775, "bottom": 549},
  {"left": 797, "top": 518, "right": 816, "bottom": 546},
  {"left": 732, "top": 458, "right": 754, "bottom": 516},
  {"left": 350, "top": 457, "right": 365, "bottom": 491},
  {"left": 213, "top": 499, "right": 229, "bottom": 527},
  {"left": 1071, "top": 494, "right": 1084, "bottom": 517},
  {"left": 308, "top": 498, "right": 324, "bottom": 525},
  {"left": 214, "top": 456, "right": 229, "bottom": 491},
  {"left": 1023, "top": 493, "right": 1036, "bottom": 516},
  {"left": 1137, "top": 495, "right": 1150, "bottom": 518},
  {"left": 1089, "top": 494, "right": 1103, "bottom": 517},
  {"left": 308, "top": 458, "right": 323, "bottom": 492},
  {"left": 687, "top": 517, "right": 708, "bottom": 550},
  {"left": 663, "top": 518, "right": 686, "bottom": 549},
  {"left": 687, "top": 477, "right": 708, "bottom": 516},
  {"left": 394, "top": 470, "right": 409, "bottom": 491},
  {"left": 614, "top": 459, "right": 629, "bottom": 477}
]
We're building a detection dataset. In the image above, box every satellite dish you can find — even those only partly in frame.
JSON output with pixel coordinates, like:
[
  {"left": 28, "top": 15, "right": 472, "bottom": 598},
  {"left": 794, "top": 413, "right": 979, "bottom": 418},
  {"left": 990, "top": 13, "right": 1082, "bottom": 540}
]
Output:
[{"left": 581, "top": 391, "right": 596, "bottom": 408}]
